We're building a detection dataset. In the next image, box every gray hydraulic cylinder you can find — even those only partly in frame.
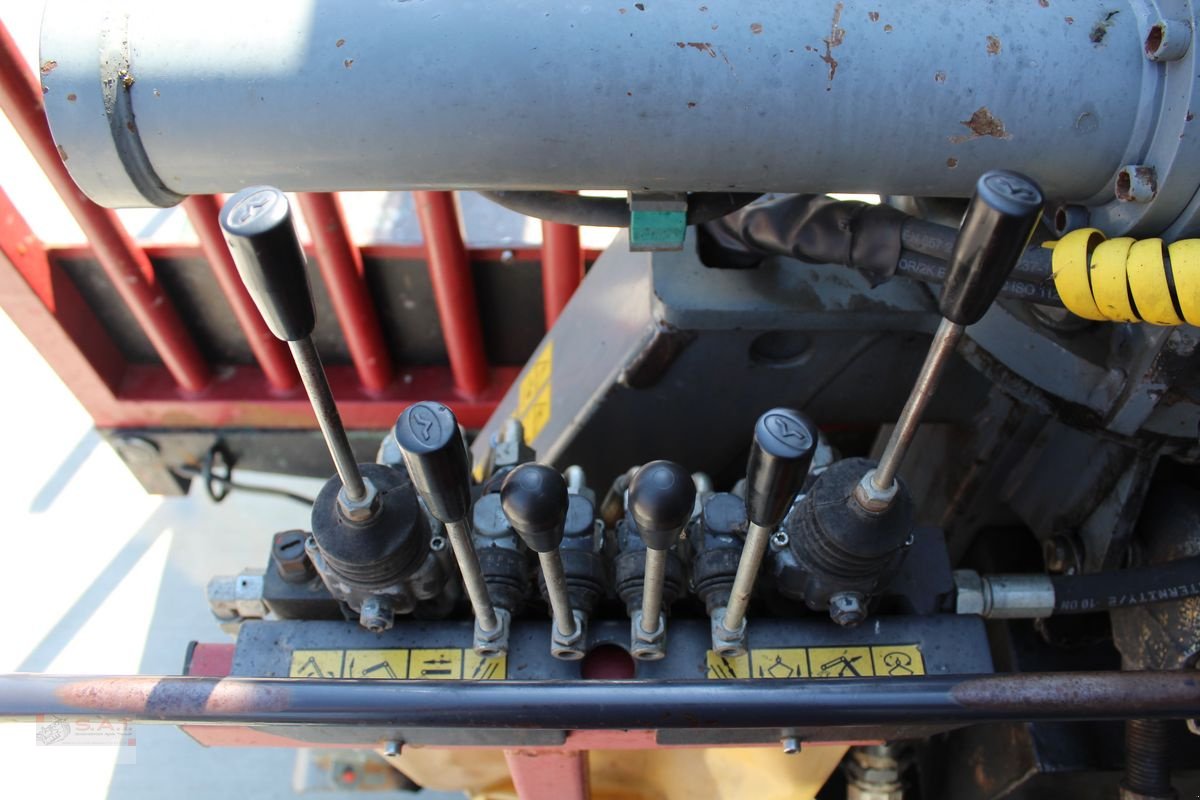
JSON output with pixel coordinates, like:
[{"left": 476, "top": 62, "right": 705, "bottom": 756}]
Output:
[{"left": 43, "top": 0, "right": 1149, "bottom": 210}]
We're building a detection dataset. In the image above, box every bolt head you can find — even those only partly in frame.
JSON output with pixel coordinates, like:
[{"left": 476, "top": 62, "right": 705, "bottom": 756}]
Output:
[{"left": 829, "top": 592, "right": 867, "bottom": 627}]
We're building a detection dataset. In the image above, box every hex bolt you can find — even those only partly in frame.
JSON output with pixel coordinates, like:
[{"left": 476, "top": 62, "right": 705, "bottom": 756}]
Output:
[
  {"left": 829, "top": 591, "right": 867, "bottom": 627},
  {"left": 1042, "top": 535, "right": 1080, "bottom": 575},
  {"left": 359, "top": 596, "right": 393, "bottom": 633},
  {"left": 1116, "top": 165, "right": 1158, "bottom": 203},
  {"left": 1144, "top": 19, "right": 1191, "bottom": 62},
  {"left": 781, "top": 736, "right": 800, "bottom": 755}
]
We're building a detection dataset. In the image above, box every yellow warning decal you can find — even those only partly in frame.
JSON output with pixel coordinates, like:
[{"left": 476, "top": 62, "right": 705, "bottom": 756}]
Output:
[
  {"left": 289, "top": 648, "right": 506, "bottom": 680},
  {"left": 706, "top": 644, "right": 924, "bottom": 680},
  {"left": 515, "top": 341, "right": 553, "bottom": 442}
]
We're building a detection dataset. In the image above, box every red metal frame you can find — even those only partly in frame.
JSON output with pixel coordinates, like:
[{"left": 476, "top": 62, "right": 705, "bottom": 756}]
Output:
[
  {"left": 413, "top": 191, "right": 490, "bottom": 399},
  {"left": 0, "top": 22, "right": 211, "bottom": 392},
  {"left": 182, "top": 195, "right": 299, "bottom": 393},
  {"left": 541, "top": 219, "right": 584, "bottom": 327},
  {"left": 0, "top": 20, "right": 588, "bottom": 435},
  {"left": 296, "top": 192, "right": 395, "bottom": 393}
]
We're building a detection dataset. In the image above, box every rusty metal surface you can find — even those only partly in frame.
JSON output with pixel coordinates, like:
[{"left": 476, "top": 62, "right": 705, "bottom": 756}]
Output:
[{"left": 1, "top": 671, "right": 1196, "bottom": 729}]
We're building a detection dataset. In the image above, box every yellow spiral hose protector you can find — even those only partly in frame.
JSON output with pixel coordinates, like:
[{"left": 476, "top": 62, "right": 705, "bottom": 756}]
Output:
[{"left": 1050, "top": 228, "right": 1200, "bottom": 326}]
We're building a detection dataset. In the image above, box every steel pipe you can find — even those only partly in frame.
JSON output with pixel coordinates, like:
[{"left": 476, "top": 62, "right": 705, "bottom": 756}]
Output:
[
  {"left": 413, "top": 191, "right": 489, "bottom": 398},
  {"left": 42, "top": 2, "right": 1157, "bottom": 213},
  {"left": 294, "top": 193, "right": 394, "bottom": 393},
  {"left": 0, "top": 672, "right": 1196, "bottom": 728},
  {"left": 1, "top": 20, "right": 212, "bottom": 391}
]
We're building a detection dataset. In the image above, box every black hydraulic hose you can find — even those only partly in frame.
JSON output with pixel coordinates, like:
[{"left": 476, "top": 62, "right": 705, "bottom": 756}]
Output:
[
  {"left": 476, "top": 190, "right": 761, "bottom": 228},
  {"left": 1051, "top": 553, "right": 1200, "bottom": 614},
  {"left": 898, "top": 250, "right": 1062, "bottom": 306},
  {"left": 698, "top": 194, "right": 1064, "bottom": 306},
  {"left": 901, "top": 217, "right": 1053, "bottom": 281}
]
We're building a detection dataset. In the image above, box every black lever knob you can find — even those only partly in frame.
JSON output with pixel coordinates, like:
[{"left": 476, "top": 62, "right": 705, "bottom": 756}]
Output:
[
  {"left": 220, "top": 186, "right": 315, "bottom": 341},
  {"left": 628, "top": 461, "right": 696, "bottom": 550},
  {"left": 500, "top": 464, "right": 569, "bottom": 553},
  {"left": 940, "top": 170, "right": 1044, "bottom": 326},
  {"left": 395, "top": 401, "right": 471, "bottom": 524},
  {"left": 745, "top": 408, "right": 819, "bottom": 528}
]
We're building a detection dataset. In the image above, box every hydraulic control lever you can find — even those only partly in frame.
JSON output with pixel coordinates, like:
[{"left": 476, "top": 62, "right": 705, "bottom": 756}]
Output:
[
  {"left": 396, "top": 401, "right": 508, "bottom": 655},
  {"left": 627, "top": 461, "right": 695, "bottom": 660},
  {"left": 220, "top": 186, "right": 376, "bottom": 522},
  {"left": 855, "top": 170, "right": 1044, "bottom": 512},
  {"left": 715, "top": 409, "right": 818, "bottom": 655},
  {"left": 224, "top": 188, "right": 452, "bottom": 635},
  {"left": 501, "top": 464, "right": 585, "bottom": 659}
]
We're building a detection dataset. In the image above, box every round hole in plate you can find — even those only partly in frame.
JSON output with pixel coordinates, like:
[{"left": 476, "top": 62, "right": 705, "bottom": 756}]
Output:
[{"left": 581, "top": 644, "right": 635, "bottom": 679}]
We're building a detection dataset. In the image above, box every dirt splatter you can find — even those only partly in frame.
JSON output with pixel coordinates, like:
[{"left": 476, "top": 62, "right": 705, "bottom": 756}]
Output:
[
  {"left": 66, "top": 93, "right": 77, "bottom": 102},
  {"left": 950, "top": 106, "right": 1013, "bottom": 143},
  {"left": 883, "top": 24, "right": 893, "bottom": 32},
  {"left": 820, "top": 2, "right": 845, "bottom": 84},
  {"left": 619, "top": 7, "right": 627, "bottom": 13},
  {"left": 687, "top": 101, "right": 697, "bottom": 108},
  {"left": 635, "top": 2, "right": 645, "bottom": 10},
  {"left": 711, "top": 23, "right": 718, "bottom": 30},
  {"left": 675, "top": 41, "right": 718, "bottom": 57},
  {"left": 750, "top": 22, "right": 763, "bottom": 34},
  {"left": 699, "top": 4, "right": 708, "bottom": 10},
  {"left": 868, "top": 11, "right": 879, "bottom": 21},
  {"left": 1090, "top": 10, "right": 1119, "bottom": 45},
  {"left": 40, "top": 60, "right": 57, "bottom": 74},
  {"left": 1065, "top": 16, "right": 1074, "bottom": 24},
  {"left": 1038, "top": 0, "right": 1049, "bottom": 7},
  {"left": 153, "top": 89, "right": 161, "bottom": 97},
  {"left": 935, "top": 71, "right": 946, "bottom": 83},
  {"left": 336, "top": 38, "right": 345, "bottom": 47},
  {"left": 986, "top": 35, "right": 1001, "bottom": 55},
  {"left": 343, "top": 58, "right": 354, "bottom": 68},
  {"left": 947, "top": 157, "right": 958, "bottom": 168},
  {"left": 1188, "top": 111, "right": 1195, "bottom": 122},
  {"left": 56, "top": 144, "right": 68, "bottom": 162}
]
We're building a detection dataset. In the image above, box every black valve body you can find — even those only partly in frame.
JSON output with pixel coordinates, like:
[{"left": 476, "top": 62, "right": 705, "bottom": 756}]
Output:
[
  {"left": 776, "top": 458, "right": 913, "bottom": 611},
  {"left": 614, "top": 513, "right": 687, "bottom": 616},
  {"left": 309, "top": 463, "right": 445, "bottom": 615},
  {"left": 690, "top": 492, "right": 749, "bottom": 615}
]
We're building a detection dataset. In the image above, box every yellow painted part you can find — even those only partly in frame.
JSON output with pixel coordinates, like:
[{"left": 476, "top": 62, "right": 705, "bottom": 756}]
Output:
[
  {"left": 516, "top": 340, "right": 553, "bottom": 442},
  {"left": 288, "top": 648, "right": 506, "bottom": 680},
  {"left": 1089, "top": 237, "right": 1139, "bottom": 322},
  {"left": 1050, "top": 228, "right": 1107, "bottom": 321},
  {"left": 1126, "top": 239, "right": 1183, "bottom": 326},
  {"left": 391, "top": 745, "right": 849, "bottom": 800},
  {"left": 1169, "top": 239, "right": 1200, "bottom": 326}
]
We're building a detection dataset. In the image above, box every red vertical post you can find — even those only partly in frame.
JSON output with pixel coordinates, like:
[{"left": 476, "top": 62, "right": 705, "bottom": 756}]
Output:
[
  {"left": 183, "top": 195, "right": 298, "bottom": 392},
  {"left": 540, "top": 217, "right": 584, "bottom": 328},
  {"left": 412, "top": 191, "right": 489, "bottom": 398},
  {"left": 295, "top": 192, "right": 394, "bottom": 393},
  {"left": 0, "top": 21, "right": 211, "bottom": 392},
  {"left": 504, "top": 750, "right": 589, "bottom": 800}
]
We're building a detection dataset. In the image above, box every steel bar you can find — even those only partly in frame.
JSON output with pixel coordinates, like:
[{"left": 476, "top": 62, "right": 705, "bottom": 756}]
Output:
[
  {"left": 538, "top": 551, "right": 577, "bottom": 637},
  {"left": 541, "top": 216, "right": 583, "bottom": 328},
  {"left": 720, "top": 521, "right": 772, "bottom": 634},
  {"left": 287, "top": 337, "right": 366, "bottom": 502},
  {"left": 413, "top": 191, "right": 489, "bottom": 398},
  {"left": 295, "top": 193, "right": 394, "bottom": 393},
  {"left": 641, "top": 548, "right": 667, "bottom": 633},
  {"left": 182, "top": 195, "right": 298, "bottom": 392},
  {"left": 446, "top": 519, "right": 499, "bottom": 632},
  {"left": 0, "top": 21, "right": 211, "bottom": 392},
  {"left": 870, "top": 319, "right": 964, "bottom": 491},
  {"left": 1, "top": 672, "right": 1197, "bottom": 727}
]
